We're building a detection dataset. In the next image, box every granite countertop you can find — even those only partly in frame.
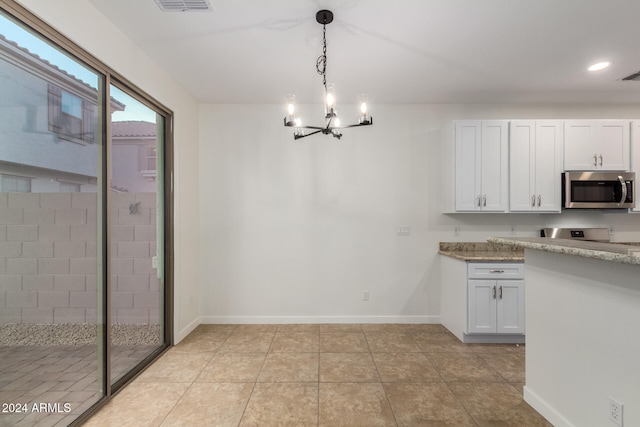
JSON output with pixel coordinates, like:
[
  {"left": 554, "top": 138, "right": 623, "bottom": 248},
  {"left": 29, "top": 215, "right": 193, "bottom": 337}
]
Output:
[
  {"left": 439, "top": 242, "right": 524, "bottom": 262},
  {"left": 487, "top": 237, "right": 640, "bottom": 266}
]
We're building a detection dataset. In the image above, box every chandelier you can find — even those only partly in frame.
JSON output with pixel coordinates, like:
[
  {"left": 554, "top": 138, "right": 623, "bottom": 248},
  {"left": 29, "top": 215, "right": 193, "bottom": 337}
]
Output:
[{"left": 284, "top": 10, "right": 373, "bottom": 140}]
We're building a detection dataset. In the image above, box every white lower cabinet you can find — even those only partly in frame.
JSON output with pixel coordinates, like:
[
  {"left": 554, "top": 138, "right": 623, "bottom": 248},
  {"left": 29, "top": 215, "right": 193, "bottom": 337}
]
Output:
[
  {"left": 441, "top": 257, "right": 525, "bottom": 343},
  {"left": 468, "top": 279, "right": 525, "bottom": 334}
]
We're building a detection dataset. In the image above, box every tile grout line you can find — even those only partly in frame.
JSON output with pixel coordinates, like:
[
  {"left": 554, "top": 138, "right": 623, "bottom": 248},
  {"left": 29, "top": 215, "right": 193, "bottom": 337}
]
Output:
[
  {"left": 159, "top": 328, "right": 232, "bottom": 426},
  {"left": 235, "top": 328, "right": 276, "bottom": 426}
]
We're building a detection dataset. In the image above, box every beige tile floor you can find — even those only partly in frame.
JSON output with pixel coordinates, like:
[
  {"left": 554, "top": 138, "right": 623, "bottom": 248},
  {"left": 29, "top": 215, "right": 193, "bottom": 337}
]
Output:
[{"left": 85, "top": 324, "right": 552, "bottom": 427}]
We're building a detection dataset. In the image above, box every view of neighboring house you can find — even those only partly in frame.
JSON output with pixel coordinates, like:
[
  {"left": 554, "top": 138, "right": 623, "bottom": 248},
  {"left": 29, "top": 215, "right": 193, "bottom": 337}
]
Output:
[
  {"left": 0, "top": 34, "right": 157, "bottom": 194},
  {"left": 111, "top": 120, "right": 158, "bottom": 193}
]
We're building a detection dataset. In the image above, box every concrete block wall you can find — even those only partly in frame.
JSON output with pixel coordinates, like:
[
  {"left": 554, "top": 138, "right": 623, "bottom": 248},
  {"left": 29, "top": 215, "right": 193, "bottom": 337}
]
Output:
[{"left": 0, "top": 192, "right": 160, "bottom": 325}]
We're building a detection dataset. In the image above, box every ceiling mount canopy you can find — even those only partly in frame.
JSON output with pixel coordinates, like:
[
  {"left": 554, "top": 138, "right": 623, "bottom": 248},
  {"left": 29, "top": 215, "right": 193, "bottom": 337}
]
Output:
[
  {"left": 316, "top": 9, "right": 333, "bottom": 25},
  {"left": 284, "top": 9, "right": 372, "bottom": 140}
]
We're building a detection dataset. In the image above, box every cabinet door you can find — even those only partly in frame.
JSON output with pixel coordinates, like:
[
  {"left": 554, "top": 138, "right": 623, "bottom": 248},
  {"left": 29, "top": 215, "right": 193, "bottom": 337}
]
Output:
[
  {"left": 595, "top": 120, "right": 629, "bottom": 171},
  {"left": 468, "top": 279, "right": 497, "bottom": 333},
  {"left": 534, "top": 121, "right": 563, "bottom": 212},
  {"left": 496, "top": 280, "right": 525, "bottom": 334},
  {"left": 565, "top": 120, "right": 630, "bottom": 171},
  {"left": 455, "top": 121, "right": 481, "bottom": 211},
  {"left": 481, "top": 121, "right": 508, "bottom": 211},
  {"left": 509, "top": 121, "right": 535, "bottom": 211},
  {"left": 564, "top": 121, "right": 595, "bottom": 170}
]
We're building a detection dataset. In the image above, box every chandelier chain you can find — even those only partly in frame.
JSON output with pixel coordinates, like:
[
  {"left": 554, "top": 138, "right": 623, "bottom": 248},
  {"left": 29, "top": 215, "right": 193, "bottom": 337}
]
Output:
[{"left": 316, "top": 23, "right": 327, "bottom": 90}]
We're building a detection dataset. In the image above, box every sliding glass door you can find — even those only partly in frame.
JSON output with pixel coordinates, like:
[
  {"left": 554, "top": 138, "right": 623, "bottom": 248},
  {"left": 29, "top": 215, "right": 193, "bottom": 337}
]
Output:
[
  {"left": 108, "top": 85, "right": 166, "bottom": 385},
  {"left": 0, "top": 5, "right": 171, "bottom": 426}
]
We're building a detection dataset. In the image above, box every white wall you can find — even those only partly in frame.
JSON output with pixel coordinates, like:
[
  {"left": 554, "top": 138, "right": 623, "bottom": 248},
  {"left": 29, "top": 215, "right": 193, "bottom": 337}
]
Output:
[
  {"left": 16, "top": 0, "right": 201, "bottom": 342},
  {"left": 523, "top": 249, "right": 640, "bottom": 427},
  {"left": 199, "top": 103, "right": 640, "bottom": 323}
]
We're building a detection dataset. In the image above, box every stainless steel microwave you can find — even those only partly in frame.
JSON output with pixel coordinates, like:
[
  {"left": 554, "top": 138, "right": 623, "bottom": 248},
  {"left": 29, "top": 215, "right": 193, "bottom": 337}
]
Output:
[{"left": 562, "top": 171, "right": 635, "bottom": 209}]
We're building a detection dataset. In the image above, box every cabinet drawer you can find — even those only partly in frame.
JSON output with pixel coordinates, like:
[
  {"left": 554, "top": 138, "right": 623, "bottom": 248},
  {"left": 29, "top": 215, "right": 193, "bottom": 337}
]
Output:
[{"left": 467, "top": 263, "right": 524, "bottom": 279}]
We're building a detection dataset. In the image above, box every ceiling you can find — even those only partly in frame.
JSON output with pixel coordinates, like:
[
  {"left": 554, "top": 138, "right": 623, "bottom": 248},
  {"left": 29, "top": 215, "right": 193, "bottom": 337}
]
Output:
[{"left": 86, "top": 0, "right": 640, "bottom": 105}]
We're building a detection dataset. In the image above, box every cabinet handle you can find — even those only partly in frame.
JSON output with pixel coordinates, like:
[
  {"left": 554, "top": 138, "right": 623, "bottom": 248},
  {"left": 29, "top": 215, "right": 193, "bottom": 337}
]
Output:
[
  {"left": 599, "top": 154, "right": 603, "bottom": 166},
  {"left": 477, "top": 196, "right": 481, "bottom": 207},
  {"left": 499, "top": 285, "right": 503, "bottom": 299},
  {"left": 490, "top": 269, "right": 505, "bottom": 273},
  {"left": 492, "top": 286, "right": 497, "bottom": 299},
  {"left": 483, "top": 195, "right": 487, "bottom": 207},
  {"left": 531, "top": 195, "right": 536, "bottom": 207},
  {"left": 593, "top": 154, "right": 598, "bottom": 167},
  {"left": 537, "top": 195, "right": 541, "bottom": 207}
]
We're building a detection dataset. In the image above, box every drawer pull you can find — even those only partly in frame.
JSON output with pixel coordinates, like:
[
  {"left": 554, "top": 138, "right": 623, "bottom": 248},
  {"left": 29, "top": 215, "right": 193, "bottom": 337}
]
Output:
[
  {"left": 489, "top": 269, "right": 505, "bottom": 273},
  {"left": 499, "top": 285, "right": 503, "bottom": 299}
]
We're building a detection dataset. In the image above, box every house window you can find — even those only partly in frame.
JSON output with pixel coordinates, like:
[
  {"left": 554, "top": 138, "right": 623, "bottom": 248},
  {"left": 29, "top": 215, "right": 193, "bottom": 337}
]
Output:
[
  {"left": 59, "top": 181, "right": 81, "bottom": 192},
  {"left": 146, "top": 146, "right": 157, "bottom": 171},
  {"left": 48, "top": 83, "right": 95, "bottom": 143},
  {"left": 1, "top": 175, "right": 31, "bottom": 192}
]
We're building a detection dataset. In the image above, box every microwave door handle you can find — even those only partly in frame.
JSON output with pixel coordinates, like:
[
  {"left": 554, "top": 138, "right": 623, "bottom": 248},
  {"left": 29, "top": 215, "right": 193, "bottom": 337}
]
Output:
[{"left": 618, "top": 175, "right": 627, "bottom": 207}]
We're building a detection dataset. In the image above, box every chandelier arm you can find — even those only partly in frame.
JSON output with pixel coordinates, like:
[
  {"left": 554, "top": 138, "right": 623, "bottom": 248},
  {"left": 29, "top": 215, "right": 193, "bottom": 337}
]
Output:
[
  {"left": 294, "top": 130, "right": 323, "bottom": 140},
  {"left": 324, "top": 114, "right": 334, "bottom": 130},
  {"left": 335, "top": 119, "right": 374, "bottom": 129}
]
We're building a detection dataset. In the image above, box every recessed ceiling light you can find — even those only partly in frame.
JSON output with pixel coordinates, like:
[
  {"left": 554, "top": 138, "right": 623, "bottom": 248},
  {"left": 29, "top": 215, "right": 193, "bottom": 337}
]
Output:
[{"left": 588, "top": 61, "right": 611, "bottom": 71}]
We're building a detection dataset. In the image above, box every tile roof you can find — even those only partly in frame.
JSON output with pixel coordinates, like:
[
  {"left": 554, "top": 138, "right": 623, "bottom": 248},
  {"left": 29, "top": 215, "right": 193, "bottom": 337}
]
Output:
[
  {"left": 0, "top": 34, "right": 125, "bottom": 111},
  {"left": 0, "top": 33, "right": 95, "bottom": 90},
  {"left": 111, "top": 121, "right": 156, "bottom": 138}
]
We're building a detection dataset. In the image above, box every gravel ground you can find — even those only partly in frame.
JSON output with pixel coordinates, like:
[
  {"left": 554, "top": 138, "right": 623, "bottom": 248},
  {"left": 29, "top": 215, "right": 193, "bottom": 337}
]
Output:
[{"left": 0, "top": 323, "right": 162, "bottom": 346}]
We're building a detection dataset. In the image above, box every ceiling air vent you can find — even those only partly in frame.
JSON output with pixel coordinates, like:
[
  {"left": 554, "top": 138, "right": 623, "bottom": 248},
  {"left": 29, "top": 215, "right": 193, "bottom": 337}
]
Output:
[
  {"left": 622, "top": 71, "right": 640, "bottom": 81},
  {"left": 154, "top": 0, "right": 212, "bottom": 12}
]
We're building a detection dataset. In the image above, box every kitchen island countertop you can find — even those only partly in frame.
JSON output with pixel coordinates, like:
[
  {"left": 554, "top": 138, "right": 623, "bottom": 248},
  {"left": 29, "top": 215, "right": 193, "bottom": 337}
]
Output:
[{"left": 487, "top": 236, "right": 640, "bottom": 266}]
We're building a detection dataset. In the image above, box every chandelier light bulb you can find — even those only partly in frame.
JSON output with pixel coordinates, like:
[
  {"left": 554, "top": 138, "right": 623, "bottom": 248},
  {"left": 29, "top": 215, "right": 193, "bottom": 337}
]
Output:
[
  {"left": 285, "top": 94, "right": 297, "bottom": 126},
  {"left": 326, "top": 93, "right": 335, "bottom": 107},
  {"left": 334, "top": 117, "right": 341, "bottom": 127},
  {"left": 325, "top": 83, "right": 337, "bottom": 117},
  {"left": 294, "top": 118, "right": 302, "bottom": 127},
  {"left": 358, "top": 94, "right": 370, "bottom": 125}
]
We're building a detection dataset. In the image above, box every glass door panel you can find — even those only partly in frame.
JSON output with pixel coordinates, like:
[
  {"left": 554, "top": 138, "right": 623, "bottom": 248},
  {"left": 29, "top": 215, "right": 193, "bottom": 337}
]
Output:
[
  {"left": 108, "top": 85, "right": 164, "bottom": 384},
  {"left": 0, "top": 11, "right": 105, "bottom": 425}
]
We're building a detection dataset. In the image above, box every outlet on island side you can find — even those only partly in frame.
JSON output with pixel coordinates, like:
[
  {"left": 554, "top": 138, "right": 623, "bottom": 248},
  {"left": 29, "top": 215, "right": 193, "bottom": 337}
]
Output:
[
  {"left": 363, "top": 290, "right": 370, "bottom": 301},
  {"left": 609, "top": 397, "right": 623, "bottom": 426}
]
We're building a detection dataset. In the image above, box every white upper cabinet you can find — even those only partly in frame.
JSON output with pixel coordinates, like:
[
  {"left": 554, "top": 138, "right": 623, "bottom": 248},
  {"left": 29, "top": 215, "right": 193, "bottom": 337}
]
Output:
[
  {"left": 564, "top": 120, "right": 630, "bottom": 171},
  {"left": 509, "top": 121, "right": 563, "bottom": 212},
  {"left": 455, "top": 121, "right": 508, "bottom": 212}
]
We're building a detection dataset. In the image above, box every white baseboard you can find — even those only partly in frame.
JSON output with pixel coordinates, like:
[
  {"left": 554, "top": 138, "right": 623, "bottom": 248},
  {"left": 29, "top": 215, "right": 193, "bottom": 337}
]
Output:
[
  {"left": 174, "top": 316, "right": 201, "bottom": 344},
  {"left": 199, "top": 315, "right": 441, "bottom": 325},
  {"left": 523, "top": 386, "right": 575, "bottom": 427}
]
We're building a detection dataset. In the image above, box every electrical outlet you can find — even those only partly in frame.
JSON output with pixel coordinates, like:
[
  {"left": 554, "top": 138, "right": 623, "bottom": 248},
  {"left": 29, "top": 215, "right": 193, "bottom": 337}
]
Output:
[
  {"left": 510, "top": 226, "right": 516, "bottom": 235},
  {"left": 363, "top": 291, "right": 370, "bottom": 301},
  {"left": 609, "top": 397, "right": 623, "bottom": 426},
  {"left": 453, "top": 226, "right": 460, "bottom": 236},
  {"left": 396, "top": 226, "right": 410, "bottom": 237}
]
